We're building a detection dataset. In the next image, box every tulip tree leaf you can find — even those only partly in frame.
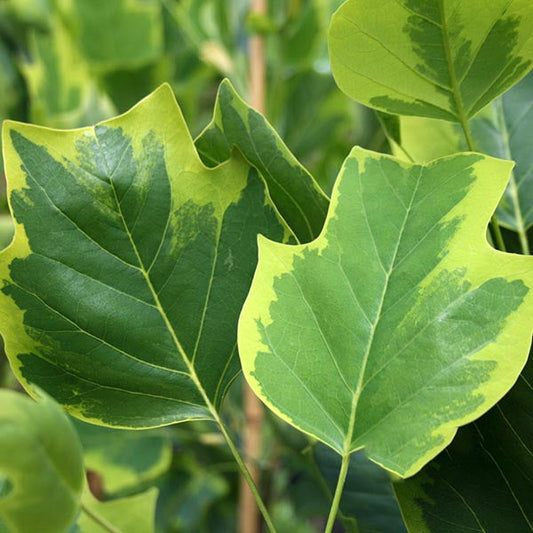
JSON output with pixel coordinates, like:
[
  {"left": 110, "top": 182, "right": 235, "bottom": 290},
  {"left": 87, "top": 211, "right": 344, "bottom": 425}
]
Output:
[
  {"left": 56, "top": 0, "right": 163, "bottom": 72},
  {"left": 0, "top": 84, "right": 287, "bottom": 428},
  {"left": 74, "top": 487, "right": 157, "bottom": 533},
  {"left": 398, "top": 71, "right": 533, "bottom": 243},
  {"left": 329, "top": 0, "right": 533, "bottom": 121},
  {"left": 239, "top": 147, "right": 533, "bottom": 477},
  {"left": 0, "top": 390, "right": 84, "bottom": 533},
  {"left": 195, "top": 79, "right": 329, "bottom": 243},
  {"left": 73, "top": 420, "right": 172, "bottom": 497},
  {"left": 20, "top": 15, "right": 116, "bottom": 129},
  {"left": 394, "top": 349, "right": 533, "bottom": 532}
]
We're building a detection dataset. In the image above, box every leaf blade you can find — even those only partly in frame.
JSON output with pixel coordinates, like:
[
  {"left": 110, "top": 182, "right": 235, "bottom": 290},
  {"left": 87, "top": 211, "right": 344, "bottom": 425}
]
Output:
[
  {"left": 239, "top": 147, "right": 533, "bottom": 476},
  {"left": 394, "top": 349, "right": 533, "bottom": 532},
  {"left": 195, "top": 79, "right": 329, "bottom": 243},
  {"left": 0, "top": 390, "right": 84, "bottom": 533},
  {"left": 328, "top": 0, "right": 533, "bottom": 121},
  {"left": 0, "top": 83, "right": 287, "bottom": 427}
]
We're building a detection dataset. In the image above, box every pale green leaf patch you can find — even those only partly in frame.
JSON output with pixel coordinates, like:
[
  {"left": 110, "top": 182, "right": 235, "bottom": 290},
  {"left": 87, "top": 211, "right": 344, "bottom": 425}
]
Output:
[
  {"left": 0, "top": 389, "right": 84, "bottom": 533},
  {"left": 329, "top": 0, "right": 533, "bottom": 121},
  {"left": 239, "top": 147, "right": 533, "bottom": 477},
  {"left": 0, "top": 83, "right": 288, "bottom": 428},
  {"left": 74, "top": 486, "right": 158, "bottom": 533}
]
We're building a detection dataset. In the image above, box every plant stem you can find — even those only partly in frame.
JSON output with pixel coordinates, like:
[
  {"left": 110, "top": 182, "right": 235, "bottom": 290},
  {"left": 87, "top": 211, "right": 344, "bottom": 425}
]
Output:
[
  {"left": 216, "top": 414, "right": 277, "bottom": 533},
  {"left": 241, "top": 1, "right": 268, "bottom": 532},
  {"left": 324, "top": 453, "right": 351, "bottom": 533},
  {"left": 458, "top": 118, "right": 507, "bottom": 252},
  {"left": 81, "top": 502, "right": 123, "bottom": 533}
]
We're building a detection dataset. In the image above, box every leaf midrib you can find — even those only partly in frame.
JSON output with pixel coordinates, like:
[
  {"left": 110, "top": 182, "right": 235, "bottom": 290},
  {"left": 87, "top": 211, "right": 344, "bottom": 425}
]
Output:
[
  {"left": 345, "top": 164, "right": 423, "bottom": 452},
  {"left": 439, "top": 0, "right": 467, "bottom": 124},
  {"left": 94, "top": 130, "right": 220, "bottom": 420}
]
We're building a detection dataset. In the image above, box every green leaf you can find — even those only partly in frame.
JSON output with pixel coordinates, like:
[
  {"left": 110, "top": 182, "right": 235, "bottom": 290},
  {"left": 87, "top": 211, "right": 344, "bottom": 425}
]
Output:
[
  {"left": 0, "top": 84, "right": 288, "bottom": 428},
  {"left": 398, "top": 71, "right": 533, "bottom": 243},
  {"left": 56, "top": 0, "right": 163, "bottom": 72},
  {"left": 266, "top": 70, "right": 362, "bottom": 196},
  {"left": 20, "top": 16, "right": 116, "bottom": 128},
  {"left": 74, "top": 487, "right": 157, "bottom": 533},
  {"left": 329, "top": 0, "right": 533, "bottom": 121},
  {"left": 394, "top": 349, "right": 533, "bottom": 532},
  {"left": 0, "top": 390, "right": 84, "bottom": 533},
  {"left": 314, "top": 445, "right": 407, "bottom": 533},
  {"left": 73, "top": 420, "right": 172, "bottom": 497},
  {"left": 195, "top": 79, "right": 329, "bottom": 243},
  {"left": 239, "top": 147, "right": 533, "bottom": 476}
]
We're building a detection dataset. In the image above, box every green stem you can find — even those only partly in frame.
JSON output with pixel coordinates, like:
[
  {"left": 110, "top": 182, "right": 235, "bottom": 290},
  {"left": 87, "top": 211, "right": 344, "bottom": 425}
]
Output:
[
  {"left": 81, "top": 502, "right": 123, "bottom": 533},
  {"left": 324, "top": 453, "right": 351, "bottom": 533},
  {"left": 216, "top": 415, "right": 277, "bottom": 533},
  {"left": 458, "top": 119, "right": 507, "bottom": 252}
]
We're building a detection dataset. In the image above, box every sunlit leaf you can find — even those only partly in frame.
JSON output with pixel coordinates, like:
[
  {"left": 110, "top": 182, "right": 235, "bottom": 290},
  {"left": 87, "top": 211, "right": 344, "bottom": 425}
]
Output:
[
  {"left": 329, "top": 0, "right": 533, "bottom": 121},
  {"left": 0, "top": 84, "right": 288, "bottom": 428},
  {"left": 239, "top": 147, "right": 533, "bottom": 476}
]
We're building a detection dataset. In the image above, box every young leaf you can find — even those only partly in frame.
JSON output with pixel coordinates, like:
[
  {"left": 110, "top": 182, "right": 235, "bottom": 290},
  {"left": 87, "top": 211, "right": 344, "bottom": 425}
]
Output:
[
  {"left": 239, "top": 147, "right": 533, "bottom": 477},
  {"left": 0, "top": 390, "right": 84, "bottom": 533},
  {"left": 394, "top": 349, "right": 533, "bottom": 532},
  {"left": 0, "top": 84, "right": 287, "bottom": 428},
  {"left": 195, "top": 79, "right": 329, "bottom": 243},
  {"left": 329, "top": 0, "right": 533, "bottom": 121}
]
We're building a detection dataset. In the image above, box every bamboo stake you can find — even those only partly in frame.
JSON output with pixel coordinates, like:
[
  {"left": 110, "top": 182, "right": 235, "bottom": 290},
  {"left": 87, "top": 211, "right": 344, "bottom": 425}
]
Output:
[{"left": 239, "top": 1, "right": 268, "bottom": 532}]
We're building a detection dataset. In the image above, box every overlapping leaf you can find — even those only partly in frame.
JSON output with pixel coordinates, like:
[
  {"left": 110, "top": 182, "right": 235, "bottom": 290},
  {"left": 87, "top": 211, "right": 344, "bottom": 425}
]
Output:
[
  {"left": 74, "top": 487, "right": 157, "bottom": 533},
  {"left": 239, "top": 147, "right": 533, "bottom": 476},
  {"left": 196, "top": 79, "right": 329, "bottom": 243},
  {"left": 73, "top": 420, "right": 172, "bottom": 497},
  {"left": 329, "top": 0, "right": 533, "bottom": 121},
  {"left": 394, "top": 348, "right": 533, "bottom": 532},
  {"left": 398, "top": 71, "right": 533, "bottom": 250},
  {"left": 20, "top": 16, "right": 116, "bottom": 129},
  {"left": 55, "top": 0, "right": 163, "bottom": 72},
  {"left": 0, "top": 390, "right": 84, "bottom": 533},
  {"left": 0, "top": 84, "right": 288, "bottom": 428}
]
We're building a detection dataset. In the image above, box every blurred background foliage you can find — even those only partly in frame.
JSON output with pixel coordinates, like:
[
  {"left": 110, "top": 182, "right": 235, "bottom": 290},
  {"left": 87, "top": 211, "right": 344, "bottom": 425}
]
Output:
[{"left": 0, "top": 1, "right": 398, "bottom": 531}]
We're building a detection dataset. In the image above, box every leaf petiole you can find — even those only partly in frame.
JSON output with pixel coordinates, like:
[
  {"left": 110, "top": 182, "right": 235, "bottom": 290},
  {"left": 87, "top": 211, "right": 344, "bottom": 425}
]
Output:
[
  {"left": 324, "top": 452, "right": 351, "bottom": 533},
  {"left": 214, "top": 413, "right": 278, "bottom": 533}
]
